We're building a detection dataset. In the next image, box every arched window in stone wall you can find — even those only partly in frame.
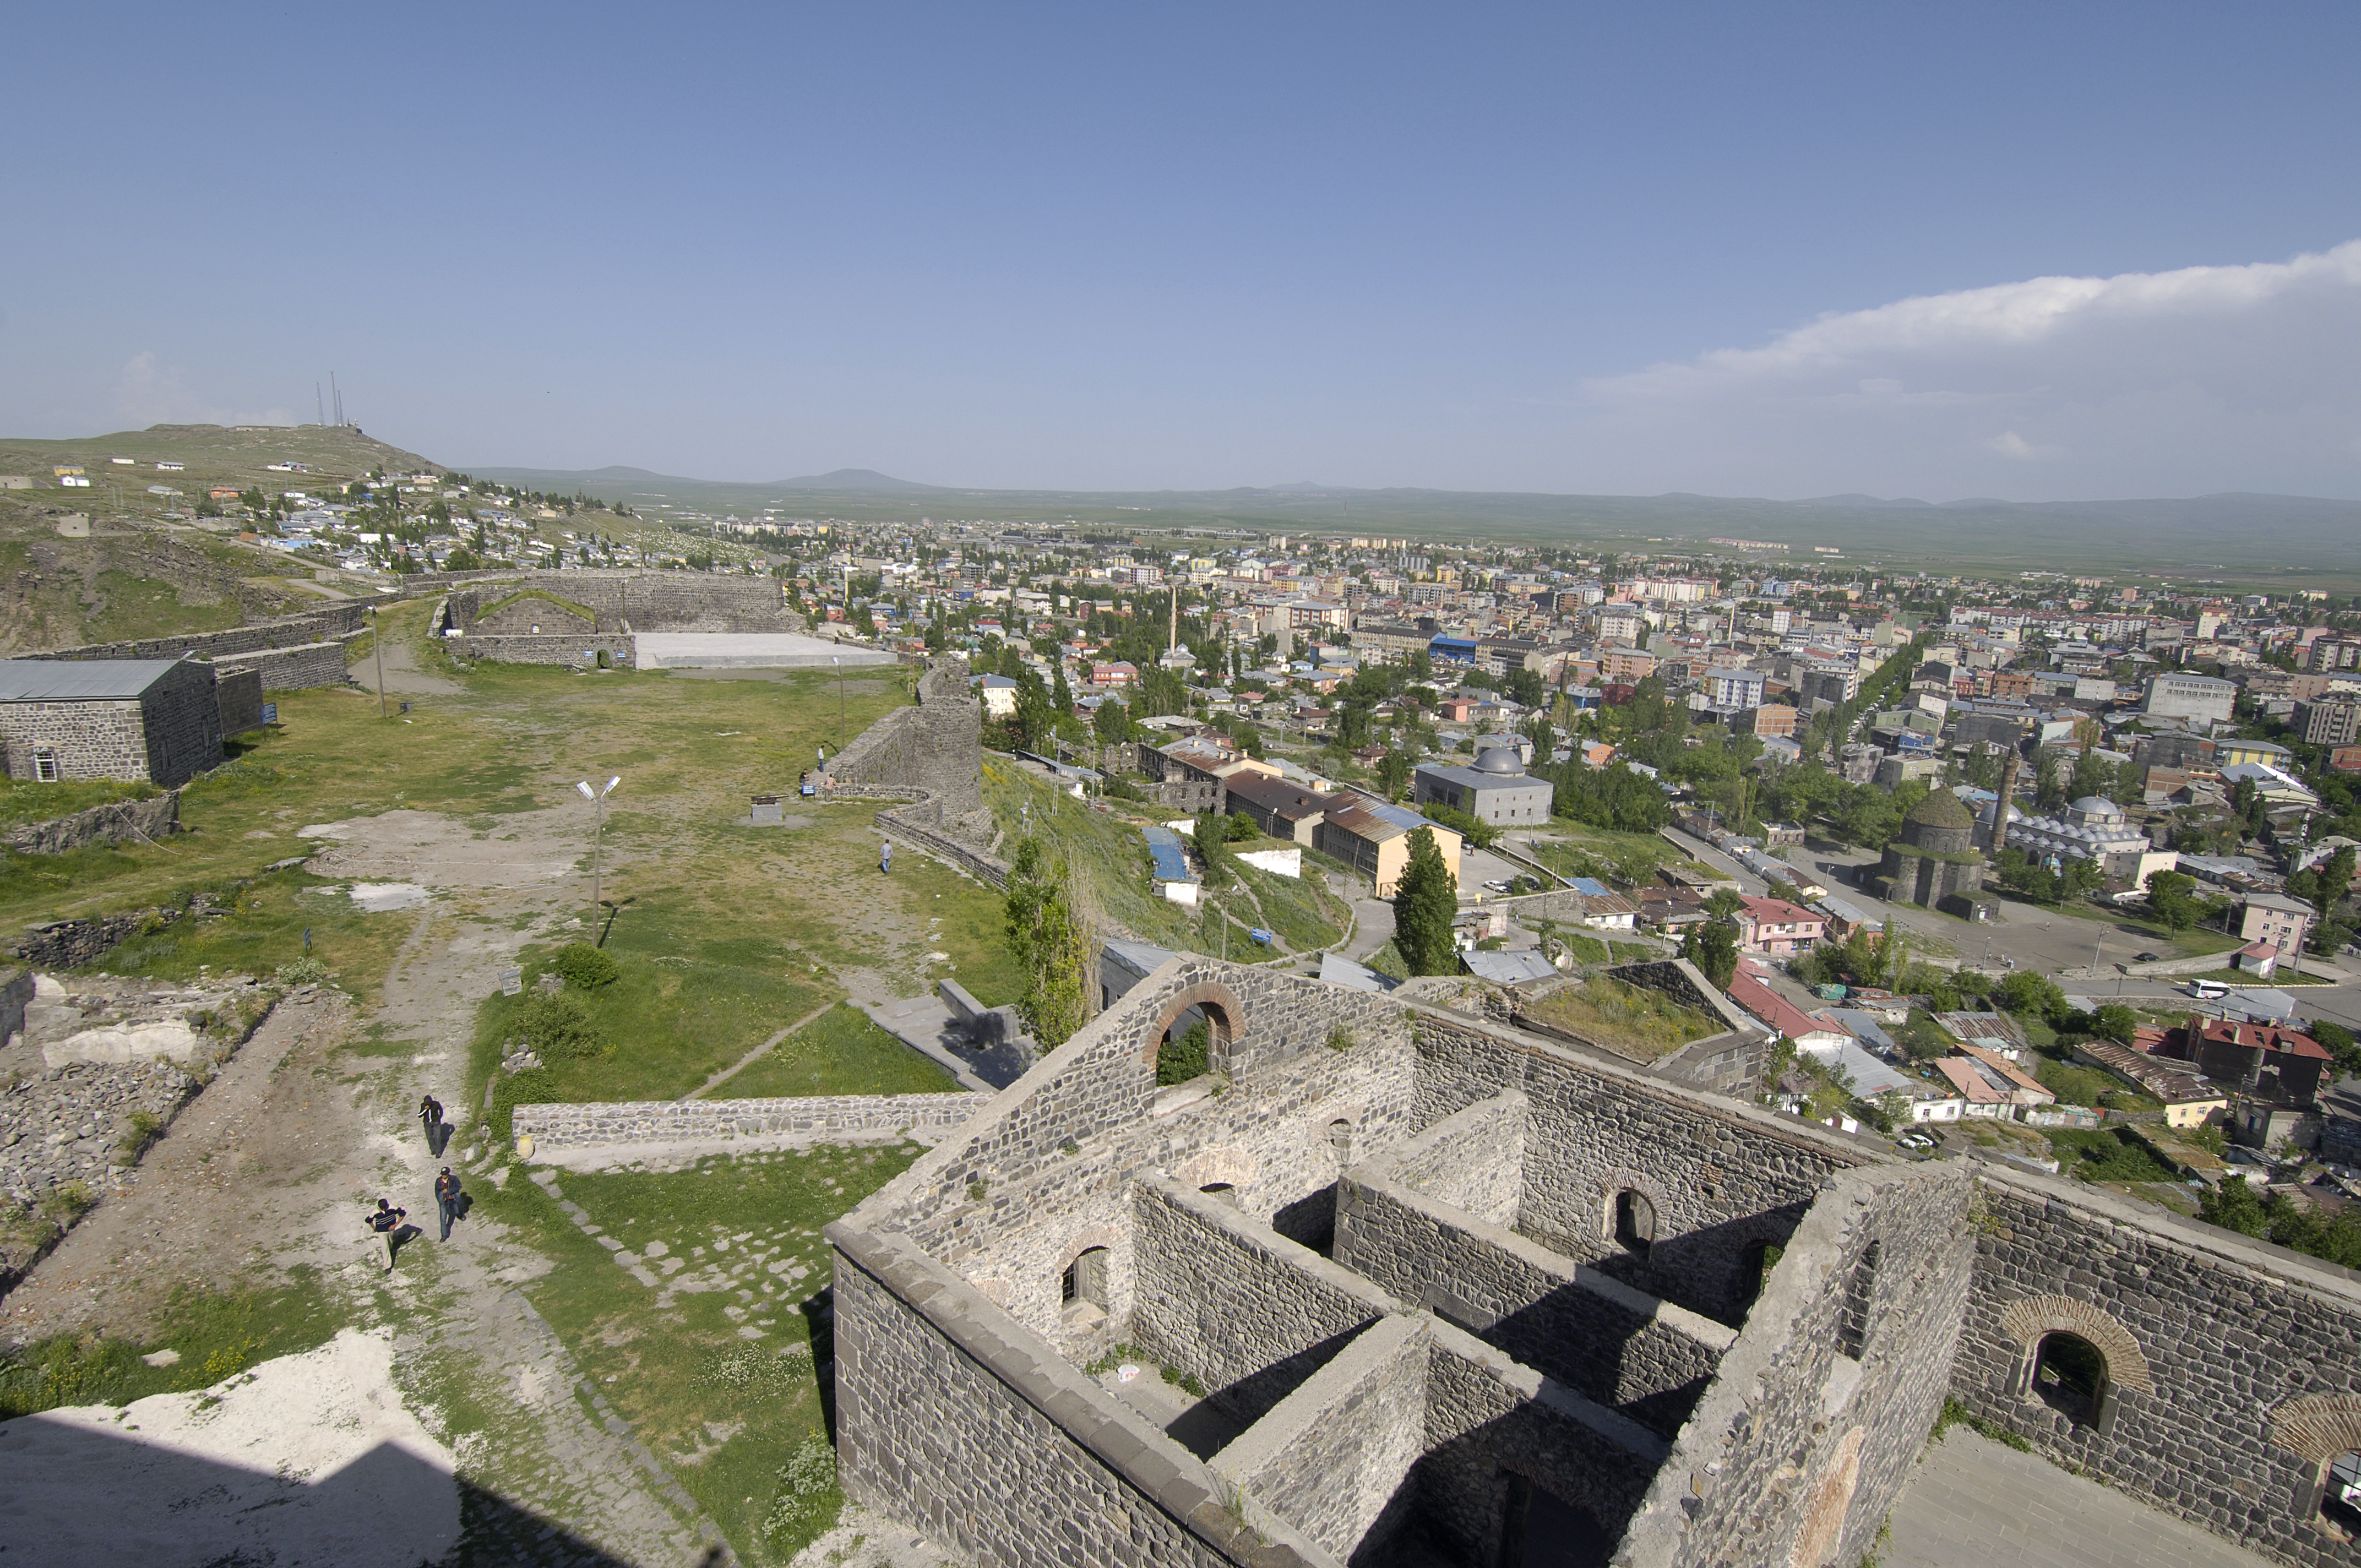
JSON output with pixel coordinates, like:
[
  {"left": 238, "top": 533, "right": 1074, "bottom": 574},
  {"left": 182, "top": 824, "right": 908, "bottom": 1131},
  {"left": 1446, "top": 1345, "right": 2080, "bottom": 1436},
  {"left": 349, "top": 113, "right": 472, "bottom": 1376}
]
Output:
[
  {"left": 1835, "top": 1240, "right": 1879, "bottom": 1361},
  {"left": 1613, "top": 1190, "right": 1656, "bottom": 1258},
  {"left": 2325, "top": 1451, "right": 2361, "bottom": 1538},
  {"left": 1199, "top": 1182, "right": 1240, "bottom": 1209},
  {"left": 2268, "top": 1391, "right": 2361, "bottom": 1539},
  {"left": 1329, "top": 1117, "right": 1355, "bottom": 1165},
  {"left": 1062, "top": 1247, "right": 1110, "bottom": 1329},
  {"left": 1999, "top": 1296, "right": 2152, "bottom": 1440}
]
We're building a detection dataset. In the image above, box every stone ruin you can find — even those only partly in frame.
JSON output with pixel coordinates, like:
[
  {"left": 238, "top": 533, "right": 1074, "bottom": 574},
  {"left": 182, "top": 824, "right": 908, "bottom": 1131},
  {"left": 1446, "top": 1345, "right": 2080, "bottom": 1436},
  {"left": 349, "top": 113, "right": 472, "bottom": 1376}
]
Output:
[
  {"left": 817, "top": 660, "right": 995, "bottom": 852},
  {"left": 825, "top": 954, "right": 2361, "bottom": 1568}
]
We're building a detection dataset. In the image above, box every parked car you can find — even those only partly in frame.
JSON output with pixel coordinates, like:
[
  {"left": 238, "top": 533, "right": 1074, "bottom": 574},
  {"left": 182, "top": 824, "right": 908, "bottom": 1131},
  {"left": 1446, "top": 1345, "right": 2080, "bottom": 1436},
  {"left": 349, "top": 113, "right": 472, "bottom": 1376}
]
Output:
[{"left": 2134, "top": 951, "right": 2161, "bottom": 963}]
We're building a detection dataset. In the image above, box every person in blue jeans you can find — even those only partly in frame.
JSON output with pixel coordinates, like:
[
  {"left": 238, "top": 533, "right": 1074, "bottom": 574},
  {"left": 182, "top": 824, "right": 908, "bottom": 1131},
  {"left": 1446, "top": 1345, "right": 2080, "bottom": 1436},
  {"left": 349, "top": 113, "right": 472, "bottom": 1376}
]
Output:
[{"left": 435, "top": 1167, "right": 464, "bottom": 1242}]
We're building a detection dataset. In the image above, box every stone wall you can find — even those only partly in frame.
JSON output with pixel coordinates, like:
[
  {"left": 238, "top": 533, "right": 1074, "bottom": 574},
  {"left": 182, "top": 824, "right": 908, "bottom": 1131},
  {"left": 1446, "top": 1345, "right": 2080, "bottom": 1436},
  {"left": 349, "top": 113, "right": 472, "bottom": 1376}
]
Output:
[
  {"left": 229, "top": 640, "right": 351, "bottom": 691},
  {"left": 1336, "top": 1145, "right": 1734, "bottom": 1439},
  {"left": 0, "top": 699, "right": 148, "bottom": 786},
  {"left": 445, "top": 573, "right": 799, "bottom": 635},
  {"left": 213, "top": 665, "right": 264, "bottom": 734},
  {"left": 512, "top": 1092, "right": 989, "bottom": 1151},
  {"left": 1411, "top": 1011, "right": 1863, "bottom": 1323},
  {"left": 1410, "top": 1321, "right": 1671, "bottom": 1565},
  {"left": 2, "top": 790, "right": 179, "bottom": 856},
  {"left": 820, "top": 661, "right": 991, "bottom": 845},
  {"left": 23, "top": 602, "right": 376, "bottom": 663},
  {"left": 1129, "top": 1179, "right": 1394, "bottom": 1428},
  {"left": 1381, "top": 1092, "right": 1525, "bottom": 1226},
  {"left": 137, "top": 658, "right": 225, "bottom": 788},
  {"left": 1616, "top": 1161, "right": 1976, "bottom": 1568},
  {"left": 1949, "top": 1168, "right": 2361, "bottom": 1568},
  {"left": 819, "top": 783, "right": 1013, "bottom": 890},
  {"left": 448, "top": 633, "right": 636, "bottom": 667},
  {"left": 1208, "top": 1314, "right": 1430, "bottom": 1562},
  {"left": 846, "top": 956, "right": 1417, "bottom": 1366},
  {"left": 828, "top": 1224, "right": 1339, "bottom": 1568}
]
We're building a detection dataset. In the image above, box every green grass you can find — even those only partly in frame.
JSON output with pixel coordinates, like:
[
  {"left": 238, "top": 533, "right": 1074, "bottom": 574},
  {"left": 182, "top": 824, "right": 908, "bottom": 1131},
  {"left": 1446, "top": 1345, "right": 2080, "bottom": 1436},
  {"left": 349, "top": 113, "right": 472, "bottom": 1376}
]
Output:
[
  {"left": 1226, "top": 854, "right": 1348, "bottom": 954},
  {"left": 479, "top": 1142, "right": 918, "bottom": 1563},
  {"left": 87, "top": 864, "right": 418, "bottom": 1008},
  {"left": 1519, "top": 975, "right": 1722, "bottom": 1062},
  {"left": 2044, "top": 1128, "right": 2180, "bottom": 1186},
  {"left": 714, "top": 1003, "right": 960, "bottom": 1100},
  {"left": 983, "top": 757, "right": 1197, "bottom": 947},
  {"left": 0, "top": 1270, "right": 339, "bottom": 1418},
  {"left": 85, "top": 568, "right": 247, "bottom": 643},
  {"left": 0, "top": 776, "right": 160, "bottom": 832}
]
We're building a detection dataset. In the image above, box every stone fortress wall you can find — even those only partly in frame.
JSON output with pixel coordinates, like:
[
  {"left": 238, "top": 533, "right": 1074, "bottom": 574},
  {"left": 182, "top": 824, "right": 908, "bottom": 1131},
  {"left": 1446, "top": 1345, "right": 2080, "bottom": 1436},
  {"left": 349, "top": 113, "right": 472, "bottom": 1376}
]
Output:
[
  {"left": 443, "top": 573, "right": 804, "bottom": 637},
  {"left": 21, "top": 602, "right": 368, "bottom": 694},
  {"left": 825, "top": 951, "right": 2361, "bottom": 1568},
  {"left": 818, "top": 660, "right": 993, "bottom": 847}
]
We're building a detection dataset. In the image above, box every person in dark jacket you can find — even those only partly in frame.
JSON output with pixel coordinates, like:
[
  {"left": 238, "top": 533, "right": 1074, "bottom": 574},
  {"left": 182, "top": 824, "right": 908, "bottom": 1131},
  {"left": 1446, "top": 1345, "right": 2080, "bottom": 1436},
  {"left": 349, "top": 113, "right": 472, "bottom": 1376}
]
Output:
[
  {"left": 368, "top": 1198, "right": 406, "bottom": 1271},
  {"left": 434, "top": 1168, "right": 464, "bottom": 1242},
  {"left": 418, "top": 1094, "right": 445, "bottom": 1155}
]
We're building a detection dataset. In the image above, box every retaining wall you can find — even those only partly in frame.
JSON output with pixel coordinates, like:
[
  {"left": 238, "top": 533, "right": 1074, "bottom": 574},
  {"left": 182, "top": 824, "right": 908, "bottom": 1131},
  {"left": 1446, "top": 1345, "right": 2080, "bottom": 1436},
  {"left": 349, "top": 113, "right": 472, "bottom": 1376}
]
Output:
[
  {"left": 22, "top": 602, "right": 377, "bottom": 663},
  {"left": 512, "top": 1092, "right": 989, "bottom": 1150},
  {"left": 820, "top": 661, "right": 990, "bottom": 843}
]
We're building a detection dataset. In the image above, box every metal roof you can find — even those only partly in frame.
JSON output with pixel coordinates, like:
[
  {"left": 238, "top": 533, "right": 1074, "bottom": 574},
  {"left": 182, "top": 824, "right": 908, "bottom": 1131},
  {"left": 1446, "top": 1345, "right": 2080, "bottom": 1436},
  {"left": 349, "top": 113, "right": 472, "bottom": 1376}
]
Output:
[
  {"left": 1141, "top": 824, "right": 1199, "bottom": 885},
  {"left": 0, "top": 658, "right": 185, "bottom": 703}
]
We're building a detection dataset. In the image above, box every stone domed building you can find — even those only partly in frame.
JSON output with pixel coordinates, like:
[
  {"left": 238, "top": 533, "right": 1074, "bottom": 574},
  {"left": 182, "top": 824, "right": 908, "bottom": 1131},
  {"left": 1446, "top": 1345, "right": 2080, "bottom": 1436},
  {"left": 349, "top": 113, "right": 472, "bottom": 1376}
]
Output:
[{"left": 1875, "top": 787, "right": 1990, "bottom": 913}]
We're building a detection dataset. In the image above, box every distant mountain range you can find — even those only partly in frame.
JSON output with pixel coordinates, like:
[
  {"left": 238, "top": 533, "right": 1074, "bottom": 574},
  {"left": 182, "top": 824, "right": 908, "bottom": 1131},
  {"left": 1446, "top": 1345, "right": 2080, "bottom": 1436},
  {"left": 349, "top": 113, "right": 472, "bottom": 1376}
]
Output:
[{"left": 466, "top": 461, "right": 2361, "bottom": 577}]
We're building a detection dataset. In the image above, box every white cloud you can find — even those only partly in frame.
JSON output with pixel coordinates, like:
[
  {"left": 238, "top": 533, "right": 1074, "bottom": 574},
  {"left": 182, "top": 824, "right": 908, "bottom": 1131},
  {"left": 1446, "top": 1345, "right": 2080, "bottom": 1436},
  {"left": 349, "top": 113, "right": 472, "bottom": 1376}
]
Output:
[
  {"left": 1568, "top": 240, "right": 2361, "bottom": 499},
  {"left": 113, "top": 352, "right": 295, "bottom": 429}
]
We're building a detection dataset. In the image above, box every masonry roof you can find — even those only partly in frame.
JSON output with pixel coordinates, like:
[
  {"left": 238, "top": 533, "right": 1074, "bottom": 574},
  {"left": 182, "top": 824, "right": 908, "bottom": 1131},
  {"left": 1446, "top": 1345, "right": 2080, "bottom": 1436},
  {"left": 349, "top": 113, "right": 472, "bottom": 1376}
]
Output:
[{"left": 0, "top": 658, "right": 186, "bottom": 702}]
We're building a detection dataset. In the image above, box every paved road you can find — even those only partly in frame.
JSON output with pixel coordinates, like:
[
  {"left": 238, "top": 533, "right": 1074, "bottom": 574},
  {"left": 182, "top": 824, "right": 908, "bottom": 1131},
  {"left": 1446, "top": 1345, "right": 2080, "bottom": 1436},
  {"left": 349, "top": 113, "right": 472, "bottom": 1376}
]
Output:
[{"left": 1884, "top": 1426, "right": 2273, "bottom": 1568}]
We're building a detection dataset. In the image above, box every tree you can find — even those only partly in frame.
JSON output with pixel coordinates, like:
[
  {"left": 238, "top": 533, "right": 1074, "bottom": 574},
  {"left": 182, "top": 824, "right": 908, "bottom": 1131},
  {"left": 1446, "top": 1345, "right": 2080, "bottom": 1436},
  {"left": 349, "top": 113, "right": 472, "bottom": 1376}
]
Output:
[
  {"left": 2146, "top": 870, "right": 2202, "bottom": 932},
  {"left": 1503, "top": 667, "right": 1546, "bottom": 708},
  {"left": 1003, "top": 839, "right": 1095, "bottom": 1048},
  {"left": 1377, "top": 748, "right": 1414, "bottom": 800},
  {"left": 1683, "top": 919, "right": 1739, "bottom": 989},
  {"left": 1419, "top": 801, "right": 1499, "bottom": 850},
  {"left": 1392, "top": 827, "right": 1459, "bottom": 975},
  {"left": 1193, "top": 813, "right": 1232, "bottom": 885},
  {"left": 1093, "top": 696, "right": 1131, "bottom": 748}
]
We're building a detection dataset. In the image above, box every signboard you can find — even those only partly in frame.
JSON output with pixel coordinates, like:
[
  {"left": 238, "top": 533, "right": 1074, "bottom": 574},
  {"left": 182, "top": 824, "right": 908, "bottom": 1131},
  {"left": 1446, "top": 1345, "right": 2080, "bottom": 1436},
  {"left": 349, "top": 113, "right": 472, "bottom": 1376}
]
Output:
[
  {"left": 260, "top": 702, "right": 279, "bottom": 723},
  {"left": 500, "top": 967, "right": 523, "bottom": 997}
]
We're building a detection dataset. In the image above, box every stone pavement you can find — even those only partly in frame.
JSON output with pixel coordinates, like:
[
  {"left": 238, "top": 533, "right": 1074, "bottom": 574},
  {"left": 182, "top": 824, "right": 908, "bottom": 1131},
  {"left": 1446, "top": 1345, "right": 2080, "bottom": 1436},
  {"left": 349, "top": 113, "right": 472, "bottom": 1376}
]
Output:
[{"left": 1884, "top": 1427, "right": 2275, "bottom": 1568}]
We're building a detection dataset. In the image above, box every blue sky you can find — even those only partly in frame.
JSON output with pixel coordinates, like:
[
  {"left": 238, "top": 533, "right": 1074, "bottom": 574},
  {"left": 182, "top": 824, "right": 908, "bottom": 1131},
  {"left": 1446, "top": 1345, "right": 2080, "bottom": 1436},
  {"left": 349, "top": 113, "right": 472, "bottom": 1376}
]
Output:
[{"left": 7, "top": 2, "right": 2360, "bottom": 499}]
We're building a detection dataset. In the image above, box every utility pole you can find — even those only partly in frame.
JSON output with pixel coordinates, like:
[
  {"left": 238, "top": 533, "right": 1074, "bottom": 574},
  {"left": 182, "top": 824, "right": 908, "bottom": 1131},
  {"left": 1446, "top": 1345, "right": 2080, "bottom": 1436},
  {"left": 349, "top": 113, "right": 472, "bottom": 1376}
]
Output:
[
  {"left": 834, "top": 656, "right": 844, "bottom": 752},
  {"left": 372, "top": 603, "right": 387, "bottom": 718}
]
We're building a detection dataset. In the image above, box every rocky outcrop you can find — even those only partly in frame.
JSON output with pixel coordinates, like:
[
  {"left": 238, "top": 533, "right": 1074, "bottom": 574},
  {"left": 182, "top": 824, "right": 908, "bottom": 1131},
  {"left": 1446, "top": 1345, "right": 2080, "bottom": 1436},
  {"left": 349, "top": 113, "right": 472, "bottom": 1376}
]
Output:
[{"left": 1, "top": 790, "right": 180, "bottom": 857}]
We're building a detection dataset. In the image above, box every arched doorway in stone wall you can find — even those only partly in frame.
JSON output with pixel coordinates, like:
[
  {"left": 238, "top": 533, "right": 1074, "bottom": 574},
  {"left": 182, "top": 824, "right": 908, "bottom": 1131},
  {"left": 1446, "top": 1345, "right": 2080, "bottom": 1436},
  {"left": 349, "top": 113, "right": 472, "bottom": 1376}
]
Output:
[
  {"left": 1999, "top": 1295, "right": 2153, "bottom": 1439},
  {"left": 2269, "top": 1391, "right": 2361, "bottom": 1542},
  {"left": 1144, "top": 981, "right": 1242, "bottom": 1085}
]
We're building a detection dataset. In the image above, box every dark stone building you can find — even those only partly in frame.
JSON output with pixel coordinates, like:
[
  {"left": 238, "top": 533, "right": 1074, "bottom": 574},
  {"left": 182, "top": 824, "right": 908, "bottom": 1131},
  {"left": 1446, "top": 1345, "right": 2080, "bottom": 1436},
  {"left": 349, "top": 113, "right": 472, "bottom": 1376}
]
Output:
[
  {"left": 0, "top": 658, "right": 224, "bottom": 788},
  {"left": 1875, "top": 790, "right": 1989, "bottom": 913}
]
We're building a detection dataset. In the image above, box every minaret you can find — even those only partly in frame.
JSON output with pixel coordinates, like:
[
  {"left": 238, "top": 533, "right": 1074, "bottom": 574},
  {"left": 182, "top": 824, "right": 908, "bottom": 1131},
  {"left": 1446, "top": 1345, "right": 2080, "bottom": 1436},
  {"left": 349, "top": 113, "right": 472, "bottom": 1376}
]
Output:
[
  {"left": 1169, "top": 584, "right": 1179, "bottom": 656},
  {"left": 1988, "top": 744, "right": 2021, "bottom": 854}
]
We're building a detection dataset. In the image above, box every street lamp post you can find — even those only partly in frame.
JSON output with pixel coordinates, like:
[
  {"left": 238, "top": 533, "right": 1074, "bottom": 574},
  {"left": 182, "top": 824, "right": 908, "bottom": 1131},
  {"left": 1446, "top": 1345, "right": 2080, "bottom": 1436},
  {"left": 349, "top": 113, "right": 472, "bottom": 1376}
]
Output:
[
  {"left": 371, "top": 603, "right": 387, "bottom": 718},
  {"left": 834, "top": 656, "right": 843, "bottom": 752},
  {"left": 576, "top": 775, "right": 620, "bottom": 924}
]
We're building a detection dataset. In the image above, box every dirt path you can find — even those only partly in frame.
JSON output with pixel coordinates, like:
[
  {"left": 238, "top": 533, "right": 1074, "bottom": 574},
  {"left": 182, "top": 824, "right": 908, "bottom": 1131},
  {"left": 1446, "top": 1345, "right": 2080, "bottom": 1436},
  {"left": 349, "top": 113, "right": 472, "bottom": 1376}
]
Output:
[
  {"left": 1, "top": 843, "right": 739, "bottom": 1563},
  {"left": 356, "top": 619, "right": 464, "bottom": 695},
  {"left": 1, "top": 987, "right": 357, "bottom": 1342}
]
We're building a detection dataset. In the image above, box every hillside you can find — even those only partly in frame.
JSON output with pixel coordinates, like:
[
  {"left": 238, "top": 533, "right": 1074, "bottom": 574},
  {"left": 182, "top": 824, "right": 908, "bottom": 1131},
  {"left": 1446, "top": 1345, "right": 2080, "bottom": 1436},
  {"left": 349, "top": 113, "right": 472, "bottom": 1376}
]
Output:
[{"left": 0, "top": 424, "right": 434, "bottom": 652}]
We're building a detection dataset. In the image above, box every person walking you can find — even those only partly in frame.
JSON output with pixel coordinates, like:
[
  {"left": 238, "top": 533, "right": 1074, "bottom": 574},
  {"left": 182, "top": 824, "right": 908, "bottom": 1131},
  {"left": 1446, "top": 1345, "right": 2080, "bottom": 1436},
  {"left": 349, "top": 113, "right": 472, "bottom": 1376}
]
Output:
[
  {"left": 435, "top": 1167, "right": 464, "bottom": 1242},
  {"left": 418, "top": 1094, "right": 445, "bottom": 1155},
  {"left": 880, "top": 840, "right": 892, "bottom": 874},
  {"left": 368, "top": 1198, "right": 406, "bottom": 1272}
]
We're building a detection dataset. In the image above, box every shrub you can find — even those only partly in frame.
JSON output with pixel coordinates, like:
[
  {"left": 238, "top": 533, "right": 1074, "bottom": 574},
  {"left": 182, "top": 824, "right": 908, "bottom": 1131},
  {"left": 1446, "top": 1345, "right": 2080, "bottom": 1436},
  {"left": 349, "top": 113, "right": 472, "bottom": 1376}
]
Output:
[
  {"left": 512, "top": 992, "right": 608, "bottom": 1062},
  {"left": 1157, "top": 1019, "right": 1210, "bottom": 1085},
  {"left": 549, "top": 943, "right": 619, "bottom": 988},
  {"left": 116, "top": 1111, "right": 165, "bottom": 1165},
  {"left": 762, "top": 1433, "right": 841, "bottom": 1539},
  {"left": 275, "top": 956, "right": 329, "bottom": 986}
]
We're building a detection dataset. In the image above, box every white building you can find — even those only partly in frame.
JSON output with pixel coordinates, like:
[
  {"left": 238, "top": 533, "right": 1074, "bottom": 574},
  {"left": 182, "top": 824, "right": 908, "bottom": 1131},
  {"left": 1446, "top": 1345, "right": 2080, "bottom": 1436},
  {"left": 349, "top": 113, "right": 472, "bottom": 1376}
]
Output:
[{"left": 2141, "top": 672, "right": 2235, "bottom": 724}]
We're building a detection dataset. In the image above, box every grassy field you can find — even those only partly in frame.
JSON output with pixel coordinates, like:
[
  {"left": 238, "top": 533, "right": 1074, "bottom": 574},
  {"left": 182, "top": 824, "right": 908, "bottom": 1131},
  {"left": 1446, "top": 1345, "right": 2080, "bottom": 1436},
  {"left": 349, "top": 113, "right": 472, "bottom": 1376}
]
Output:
[
  {"left": 710, "top": 1003, "right": 959, "bottom": 1100},
  {"left": 0, "top": 1270, "right": 341, "bottom": 1419},
  {"left": 1519, "top": 975, "right": 1722, "bottom": 1063},
  {"left": 1528, "top": 828, "right": 1688, "bottom": 888},
  {"left": 482, "top": 1143, "right": 917, "bottom": 1562}
]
